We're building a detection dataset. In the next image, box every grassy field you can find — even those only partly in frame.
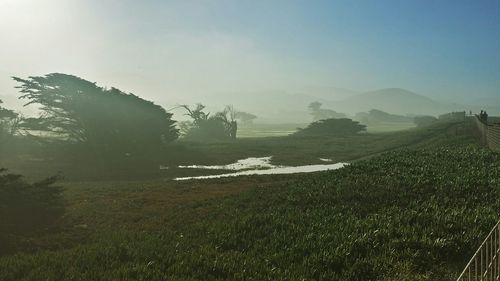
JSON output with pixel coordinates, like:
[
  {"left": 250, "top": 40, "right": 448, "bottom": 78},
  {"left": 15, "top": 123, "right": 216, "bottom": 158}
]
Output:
[
  {"left": 236, "top": 123, "right": 306, "bottom": 138},
  {"left": 0, "top": 119, "right": 491, "bottom": 280},
  {"left": 364, "top": 121, "right": 416, "bottom": 133},
  {"left": 1, "top": 120, "right": 464, "bottom": 181},
  {"left": 174, "top": 120, "right": 471, "bottom": 167}
]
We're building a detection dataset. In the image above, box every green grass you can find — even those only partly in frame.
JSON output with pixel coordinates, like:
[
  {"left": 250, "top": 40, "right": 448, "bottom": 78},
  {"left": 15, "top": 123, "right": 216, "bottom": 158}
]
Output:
[
  {"left": 1, "top": 144, "right": 498, "bottom": 280},
  {"left": 175, "top": 120, "right": 473, "bottom": 167},
  {"left": 365, "top": 122, "right": 416, "bottom": 133},
  {"left": 1, "top": 120, "right": 471, "bottom": 181},
  {"left": 0, "top": 119, "right": 489, "bottom": 280},
  {"left": 236, "top": 123, "right": 306, "bottom": 138}
]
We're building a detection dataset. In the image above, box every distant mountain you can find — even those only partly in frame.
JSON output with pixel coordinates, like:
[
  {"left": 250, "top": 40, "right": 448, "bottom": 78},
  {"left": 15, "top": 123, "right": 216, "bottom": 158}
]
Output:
[
  {"left": 170, "top": 87, "right": 498, "bottom": 123},
  {"left": 355, "top": 109, "right": 414, "bottom": 124},
  {"left": 293, "top": 86, "right": 359, "bottom": 101},
  {"left": 325, "top": 88, "right": 454, "bottom": 116}
]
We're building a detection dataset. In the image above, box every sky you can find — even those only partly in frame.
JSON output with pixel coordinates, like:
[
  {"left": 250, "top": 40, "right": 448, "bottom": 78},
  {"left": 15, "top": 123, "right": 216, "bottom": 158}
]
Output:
[{"left": 0, "top": 0, "right": 499, "bottom": 112}]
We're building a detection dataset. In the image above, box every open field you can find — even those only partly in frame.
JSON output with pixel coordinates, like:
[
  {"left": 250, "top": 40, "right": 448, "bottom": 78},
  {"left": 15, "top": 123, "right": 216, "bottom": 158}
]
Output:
[
  {"left": 364, "top": 122, "right": 416, "bottom": 133},
  {"left": 236, "top": 123, "right": 306, "bottom": 138},
  {"left": 1, "top": 1, "right": 498, "bottom": 280},
  {"left": 1, "top": 120, "right": 466, "bottom": 181},
  {"left": 0, "top": 119, "right": 492, "bottom": 280},
  {"left": 176, "top": 120, "right": 472, "bottom": 168}
]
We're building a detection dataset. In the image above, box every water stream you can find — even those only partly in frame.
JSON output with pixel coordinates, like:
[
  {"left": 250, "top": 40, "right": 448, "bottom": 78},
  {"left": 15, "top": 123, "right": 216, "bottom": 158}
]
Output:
[{"left": 174, "top": 156, "right": 348, "bottom": 181}]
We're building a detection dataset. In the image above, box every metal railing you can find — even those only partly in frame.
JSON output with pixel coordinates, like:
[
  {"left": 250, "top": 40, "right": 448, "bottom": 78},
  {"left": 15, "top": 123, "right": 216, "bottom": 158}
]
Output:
[{"left": 457, "top": 220, "right": 500, "bottom": 281}]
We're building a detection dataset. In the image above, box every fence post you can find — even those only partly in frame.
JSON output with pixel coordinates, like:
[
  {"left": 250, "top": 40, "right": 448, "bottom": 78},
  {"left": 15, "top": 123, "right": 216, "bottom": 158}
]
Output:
[{"left": 457, "top": 220, "right": 500, "bottom": 281}]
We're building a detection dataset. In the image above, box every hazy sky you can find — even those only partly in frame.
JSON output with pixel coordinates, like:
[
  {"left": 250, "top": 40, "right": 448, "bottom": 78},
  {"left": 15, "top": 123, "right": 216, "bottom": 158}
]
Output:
[{"left": 1, "top": 0, "right": 499, "bottom": 110}]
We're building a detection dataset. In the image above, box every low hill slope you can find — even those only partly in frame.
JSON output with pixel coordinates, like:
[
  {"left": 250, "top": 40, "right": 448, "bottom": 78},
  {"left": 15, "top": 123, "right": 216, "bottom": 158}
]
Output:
[{"left": 328, "top": 88, "right": 453, "bottom": 116}]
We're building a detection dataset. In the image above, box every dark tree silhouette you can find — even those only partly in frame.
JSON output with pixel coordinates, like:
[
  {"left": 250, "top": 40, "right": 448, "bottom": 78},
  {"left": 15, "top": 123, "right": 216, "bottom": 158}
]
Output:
[
  {"left": 234, "top": 111, "right": 257, "bottom": 125},
  {"left": 181, "top": 104, "right": 237, "bottom": 140},
  {"left": 13, "top": 73, "right": 178, "bottom": 156},
  {"left": 308, "top": 101, "right": 322, "bottom": 112},
  {"left": 0, "top": 100, "right": 16, "bottom": 119},
  {"left": 308, "top": 101, "right": 346, "bottom": 121},
  {"left": 181, "top": 103, "right": 210, "bottom": 125},
  {"left": 0, "top": 100, "right": 20, "bottom": 151},
  {"left": 294, "top": 118, "right": 366, "bottom": 136},
  {"left": 215, "top": 105, "right": 237, "bottom": 139},
  {"left": 0, "top": 100, "right": 18, "bottom": 132},
  {"left": 0, "top": 168, "right": 64, "bottom": 254}
]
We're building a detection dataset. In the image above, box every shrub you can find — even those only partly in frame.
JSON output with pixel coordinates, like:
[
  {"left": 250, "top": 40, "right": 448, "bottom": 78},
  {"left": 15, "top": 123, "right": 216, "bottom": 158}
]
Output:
[
  {"left": 414, "top": 115, "right": 438, "bottom": 127},
  {"left": 293, "top": 118, "right": 366, "bottom": 136},
  {"left": 0, "top": 169, "right": 64, "bottom": 254}
]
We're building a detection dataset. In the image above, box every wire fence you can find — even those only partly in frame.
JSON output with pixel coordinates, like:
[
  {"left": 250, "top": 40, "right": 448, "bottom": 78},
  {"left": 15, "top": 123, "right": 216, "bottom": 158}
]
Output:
[
  {"left": 474, "top": 115, "right": 500, "bottom": 151},
  {"left": 456, "top": 219, "right": 500, "bottom": 281}
]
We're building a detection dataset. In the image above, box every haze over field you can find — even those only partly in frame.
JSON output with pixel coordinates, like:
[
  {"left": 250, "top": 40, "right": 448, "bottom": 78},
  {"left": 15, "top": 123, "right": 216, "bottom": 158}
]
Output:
[
  {"left": 1, "top": 0, "right": 499, "bottom": 121},
  {"left": 4, "top": 2, "right": 500, "bottom": 280}
]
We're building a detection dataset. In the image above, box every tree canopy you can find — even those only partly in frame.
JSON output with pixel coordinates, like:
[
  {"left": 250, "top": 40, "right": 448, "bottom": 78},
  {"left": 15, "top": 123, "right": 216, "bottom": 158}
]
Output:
[
  {"left": 234, "top": 111, "right": 257, "bottom": 125},
  {"left": 181, "top": 104, "right": 237, "bottom": 140},
  {"left": 294, "top": 118, "right": 366, "bottom": 136},
  {"left": 308, "top": 102, "right": 346, "bottom": 121},
  {"left": 13, "top": 73, "right": 178, "bottom": 156},
  {"left": 0, "top": 100, "right": 16, "bottom": 119},
  {"left": 0, "top": 99, "right": 20, "bottom": 147}
]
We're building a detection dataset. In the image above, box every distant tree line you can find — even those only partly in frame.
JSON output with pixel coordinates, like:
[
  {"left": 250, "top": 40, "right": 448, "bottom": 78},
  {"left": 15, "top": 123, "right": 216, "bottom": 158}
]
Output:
[{"left": 305, "top": 102, "right": 443, "bottom": 131}]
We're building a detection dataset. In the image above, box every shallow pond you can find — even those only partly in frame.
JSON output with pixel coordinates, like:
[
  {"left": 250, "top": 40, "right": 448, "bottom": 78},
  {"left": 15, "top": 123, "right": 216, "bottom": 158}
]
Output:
[
  {"left": 178, "top": 156, "right": 275, "bottom": 170},
  {"left": 175, "top": 156, "right": 347, "bottom": 181}
]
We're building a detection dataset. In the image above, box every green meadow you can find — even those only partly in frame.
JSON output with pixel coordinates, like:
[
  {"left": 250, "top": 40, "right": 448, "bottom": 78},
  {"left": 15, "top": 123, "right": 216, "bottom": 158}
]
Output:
[{"left": 2, "top": 120, "right": 494, "bottom": 280}]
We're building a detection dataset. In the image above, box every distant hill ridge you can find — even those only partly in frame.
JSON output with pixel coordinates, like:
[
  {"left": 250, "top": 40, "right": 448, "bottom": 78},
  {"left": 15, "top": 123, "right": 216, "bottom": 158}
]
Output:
[
  {"left": 324, "top": 88, "right": 453, "bottom": 116},
  {"left": 6, "top": 85, "right": 491, "bottom": 123}
]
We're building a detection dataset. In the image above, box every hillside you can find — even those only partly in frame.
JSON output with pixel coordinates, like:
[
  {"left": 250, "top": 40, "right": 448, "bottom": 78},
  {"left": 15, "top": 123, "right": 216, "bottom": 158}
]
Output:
[
  {"left": 326, "top": 88, "right": 453, "bottom": 116},
  {"left": 355, "top": 109, "right": 414, "bottom": 124}
]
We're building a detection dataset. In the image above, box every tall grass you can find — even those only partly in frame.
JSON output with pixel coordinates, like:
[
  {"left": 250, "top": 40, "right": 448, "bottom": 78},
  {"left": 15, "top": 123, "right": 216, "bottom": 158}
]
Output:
[{"left": 1, "top": 145, "right": 498, "bottom": 280}]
